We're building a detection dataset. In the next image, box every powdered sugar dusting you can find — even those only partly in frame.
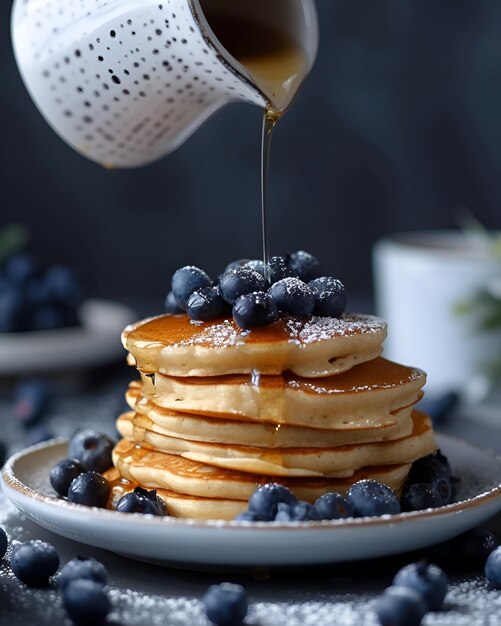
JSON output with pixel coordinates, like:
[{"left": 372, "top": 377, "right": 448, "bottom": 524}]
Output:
[
  {"left": 286, "top": 315, "right": 386, "bottom": 345},
  {"left": 174, "top": 319, "right": 238, "bottom": 348}
]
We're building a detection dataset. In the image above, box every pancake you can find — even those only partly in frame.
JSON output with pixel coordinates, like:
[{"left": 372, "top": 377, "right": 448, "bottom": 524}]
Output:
[
  {"left": 122, "top": 313, "right": 387, "bottom": 378},
  {"left": 104, "top": 468, "right": 247, "bottom": 520},
  {"left": 116, "top": 410, "right": 435, "bottom": 478},
  {"left": 111, "top": 438, "right": 412, "bottom": 502},
  {"left": 139, "top": 358, "right": 425, "bottom": 429},
  {"left": 125, "top": 386, "right": 415, "bottom": 448}
]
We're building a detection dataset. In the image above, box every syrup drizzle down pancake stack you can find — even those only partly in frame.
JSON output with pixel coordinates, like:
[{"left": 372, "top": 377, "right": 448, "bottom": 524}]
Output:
[{"left": 105, "top": 313, "right": 437, "bottom": 520}]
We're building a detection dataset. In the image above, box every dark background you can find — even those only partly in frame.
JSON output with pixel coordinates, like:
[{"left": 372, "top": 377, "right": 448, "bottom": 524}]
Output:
[{"left": 2, "top": 1, "right": 501, "bottom": 309}]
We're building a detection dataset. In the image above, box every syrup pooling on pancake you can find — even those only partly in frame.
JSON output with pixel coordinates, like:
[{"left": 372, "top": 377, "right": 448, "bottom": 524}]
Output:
[{"left": 122, "top": 313, "right": 387, "bottom": 378}]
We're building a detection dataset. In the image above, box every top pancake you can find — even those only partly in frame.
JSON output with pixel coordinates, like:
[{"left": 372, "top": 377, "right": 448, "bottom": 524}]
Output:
[{"left": 123, "top": 313, "right": 387, "bottom": 377}]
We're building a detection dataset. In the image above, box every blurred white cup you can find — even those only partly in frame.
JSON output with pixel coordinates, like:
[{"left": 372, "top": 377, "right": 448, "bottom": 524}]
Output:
[{"left": 373, "top": 231, "right": 501, "bottom": 398}]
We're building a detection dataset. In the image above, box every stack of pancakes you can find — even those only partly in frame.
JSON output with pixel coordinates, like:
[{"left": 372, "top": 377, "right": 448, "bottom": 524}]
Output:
[{"left": 105, "top": 313, "right": 436, "bottom": 520}]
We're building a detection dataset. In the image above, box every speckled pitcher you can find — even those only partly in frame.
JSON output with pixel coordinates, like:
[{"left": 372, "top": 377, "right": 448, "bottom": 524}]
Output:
[{"left": 12, "top": 0, "right": 318, "bottom": 168}]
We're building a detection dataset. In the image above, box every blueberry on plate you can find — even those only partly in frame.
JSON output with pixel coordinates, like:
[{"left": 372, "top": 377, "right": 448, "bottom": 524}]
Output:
[
  {"left": 411, "top": 453, "right": 451, "bottom": 480},
  {"left": 401, "top": 483, "right": 443, "bottom": 512},
  {"left": 171, "top": 266, "right": 212, "bottom": 311},
  {"left": 268, "top": 277, "right": 314, "bottom": 316},
  {"left": 67, "top": 472, "right": 110, "bottom": 508},
  {"left": 248, "top": 483, "right": 297, "bottom": 521},
  {"left": 308, "top": 276, "right": 347, "bottom": 317},
  {"left": 267, "top": 255, "right": 293, "bottom": 284},
  {"left": 219, "top": 267, "right": 267, "bottom": 305},
  {"left": 11, "top": 540, "right": 60, "bottom": 587},
  {"left": 485, "top": 546, "right": 501, "bottom": 588},
  {"left": 203, "top": 582, "right": 248, "bottom": 626},
  {"left": 68, "top": 429, "right": 114, "bottom": 473},
  {"left": 63, "top": 579, "right": 112, "bottom": 626},
  {"left": 164, "top": 290, "right": 182, "bottom": 314},
  {"left": 375, "top": 586, "right": 427, "bottom": 626},
  {"left": 346, "top": 480, "right": 401, "bottom": 517},
  {"left": 393, "top": 560, "right": 449, "bottom": 611},
  {"left": 314, "top": 492, "right": 353, "bottom": 520},
  {"left": 407, "top": 464, "right": 452, "bottom": 506},
  {"left": 452, "top": 527, "right": 498, "bottom": 565},
  {"left": 288, "top": 250, "right": 322, "bottom": 282},
  {"left": 186, "top": 286, "right": 228, "bottom": 321},
  {"left": 274, "top": 501, "right": 320, "bottom": 522},
  {"left": 116, "top": 487, "right": 167, "bottom": 516},
  {"left": 0, "top": 527, "right": 7, "bottom": 559},
  {"left": 58, "top": 556, "right": 108, "bottom": 590},
  {"left": 232, "top": 291, "right": 278, "bottom": 330},
  {"left": 234, "top": 510, "right": 262, "bottom": 522},
  {"left": 50, "top": 458, "right": 88, "bottom": 497}
]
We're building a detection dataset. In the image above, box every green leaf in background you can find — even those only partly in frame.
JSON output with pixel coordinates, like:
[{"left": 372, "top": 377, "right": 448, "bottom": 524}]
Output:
[{"left": 0, "top": 224, "right": 29, "bottom": 266}]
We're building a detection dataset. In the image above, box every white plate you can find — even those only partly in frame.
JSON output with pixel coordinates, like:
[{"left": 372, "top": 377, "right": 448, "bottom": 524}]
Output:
[
  {"left": 0, "top": 299, "right": 136, "bottom": 374},
  {"left": 2, "top": 435, "right": 501, "bottom": 567}
]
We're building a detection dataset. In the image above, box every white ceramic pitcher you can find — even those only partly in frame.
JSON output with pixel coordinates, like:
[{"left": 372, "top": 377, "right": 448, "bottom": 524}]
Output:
[{"left": 12, "top": 0, "right": 318, "bottom": 168}]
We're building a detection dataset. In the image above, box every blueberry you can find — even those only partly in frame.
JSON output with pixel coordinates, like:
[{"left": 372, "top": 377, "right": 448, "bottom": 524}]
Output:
[
  {"left": 288, "top": 250, "right": 322, "bottom": 282},
  {"left": 407, "top": 465, "right": 452, "bottom": 505},
  {"left": 0, "top": 440, "right": 7, "bottom": 467},
  {"left": 32, "top": 304, "right": 66, "bottom": 330},
  {"left": 186, "top": 286, "right": 228, "bottom": 321},
  {"left": 68, "top": 429, "right": 114, "bottom": 473},
  {"left": 0, "top": 288, "right": 24, "bottom": 332},
  {"left": 401, "top": 483, "right": 443, "bottom": 512},
  {"left": 375, "top": 586, "right": 427, "bottom": 626},
  {"left": 0, "top": 527, "right": 7, "bottom": 559},
  {"left": 308, "top": 277, "right": 347, "bottom": 317},
  {"left": 203, "top": 583, "right": 248, "bottom": 626},
  {"left": 58, "top": 556, "right": 107, "bottom": 590},
  {"left": 267, "top": 256, "right": 293, "bottom": 284},
  {"left": 248, "top": 483, "right": 297, "bottom": 521},
  {"left": 219, "top": 268, "right": 267, "bottom": 305},
  {"left": 346, "top": 480, "right": 401, "bottom": 517},
  {"left": 393, "top": 561, "right": 449, "bottom": 611},
  {"left": 314, "top": 492, "right": 353, "bottom": 520},
  {"left": 234, "top": 510, "right": 262, "bottom": 522},
  {"left": 232, "top": 291, "right": 279, "bottom": 330},
  {"left": 452, "top": 527, "right": 498, "bottom": 565},
  {"left": 116, "top": 487, "right": 167, "bottom": 516},
  {"left": 164, "top": 290, "right": 182, "bottom": 314},
  {"left": 275, "top": 500, "right": 320, "bottom": 522},
  {"left": 67, "top": 472, "right": 110, "bottom": 508},
  {"left": 485, "top": 546, "right": 501, "bottom": 588},
  {"left": 50, "top": 458, "right": 88, "bottom": 497},
  {"left": 26, "top": 425, "right": 54, "bottom": 445},
  {"left": 44, "top": 266, "right": 82, "bottom": 307},
  {"left": 171, "top": 266, "right": 211, "bottom": 310},
  {"left": 268, "top": 277, "right": 314, "bottom": 316},
  {"left": 223, "top": 258, "right": 252, "bottom": 273},
  {"left": 411, "top": 453, "right": 451, "bottom": 480},
  {"left": 63, "top": 579, "right": 112, "bottom": 626},
  {"left": 2, "top": 254, "right": 37, "bottom": 286},
  {"left": 13, "top": 379, "right": 49, "bottom": 426},
  {"left": 11, "top": 540, "right": 60, "bottom": 587},
  {"left": 245, "top": 259, "right": 266, "bottom": 277}
]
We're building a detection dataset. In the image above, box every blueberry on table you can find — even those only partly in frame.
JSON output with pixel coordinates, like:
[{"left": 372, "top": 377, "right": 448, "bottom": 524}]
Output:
[
  {"left": 63, "top": 579, "right": 112, "bottom": 626},
  {"left": 401, "top": 483, "right": 443, "bottom": 512},
  {"left": 248, "top": 483, "right": 297, "bottom": 521},
  {"left": 268, "top": 277, "right": 315, "bottom": 316},
  {"left": 68, "top": 429, "right": 114, "bottom": 473},
  {"left": 308, "top": 276, "right": 347, "bottom": 317},
  {"left": 11, "top": 540, "right": 60, "bottom": 587},
  {"left": 171, "top": 266, "right": 212, "bottom": 310},
  {"left": 314, "top": 492, "right": 353, "bottom": 520},
  {"left": 203, "top": 582, "right": 248, "bottom": 626},
  {"left": 266, "top": 255, "right": 293, "bottom": 284},
  {"left": 232, "top": 291, "right": 278, "bottom": 330},
  {"left": 164, "top": 290, "right": 182, "bottom": 314},
  {"left": 485, "top": 546, "right": 501, "bottom": 588},
  {"left": 219, "top": 267, "right": 267, "bottom": 305},
  {"left": 393, "top": 561, "right": 449, "bottom": 611},
  {"left": 275, "top": 501, "right": 320, "bottom": 522},
  {"left": 0, "top": 527, "right": 7, "bottom": 559},
  {"left": 116, "top": 487, "right": 167, "bottom": 516},
  {"left": 67, "top": 472, "right": 111, "bottom": 508},
  {"left": 346, "top": 480, "right": 401, "bottom": 517},
  {"left": 452, "top": 527, "right": 498, "bottom": 565},
  {"left": 50, "top": 458, "right": 88, "bottom": 497},
  {"left": 288, "top": 250, "right": 322, "bottom": 282},
  {"left": 186, "top": 286, "right": 228, "bottom": 321},
  {"left": 58, "top": 556, "right": 107, "bottom": 590},
  {"left": 375, "top": 586, "right": 427, "bottom": 626}
]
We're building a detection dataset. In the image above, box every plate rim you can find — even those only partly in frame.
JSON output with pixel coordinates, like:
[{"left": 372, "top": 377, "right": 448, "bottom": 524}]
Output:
[{"left": 3, "top": 434, "right": 501, "bottom": 532}]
